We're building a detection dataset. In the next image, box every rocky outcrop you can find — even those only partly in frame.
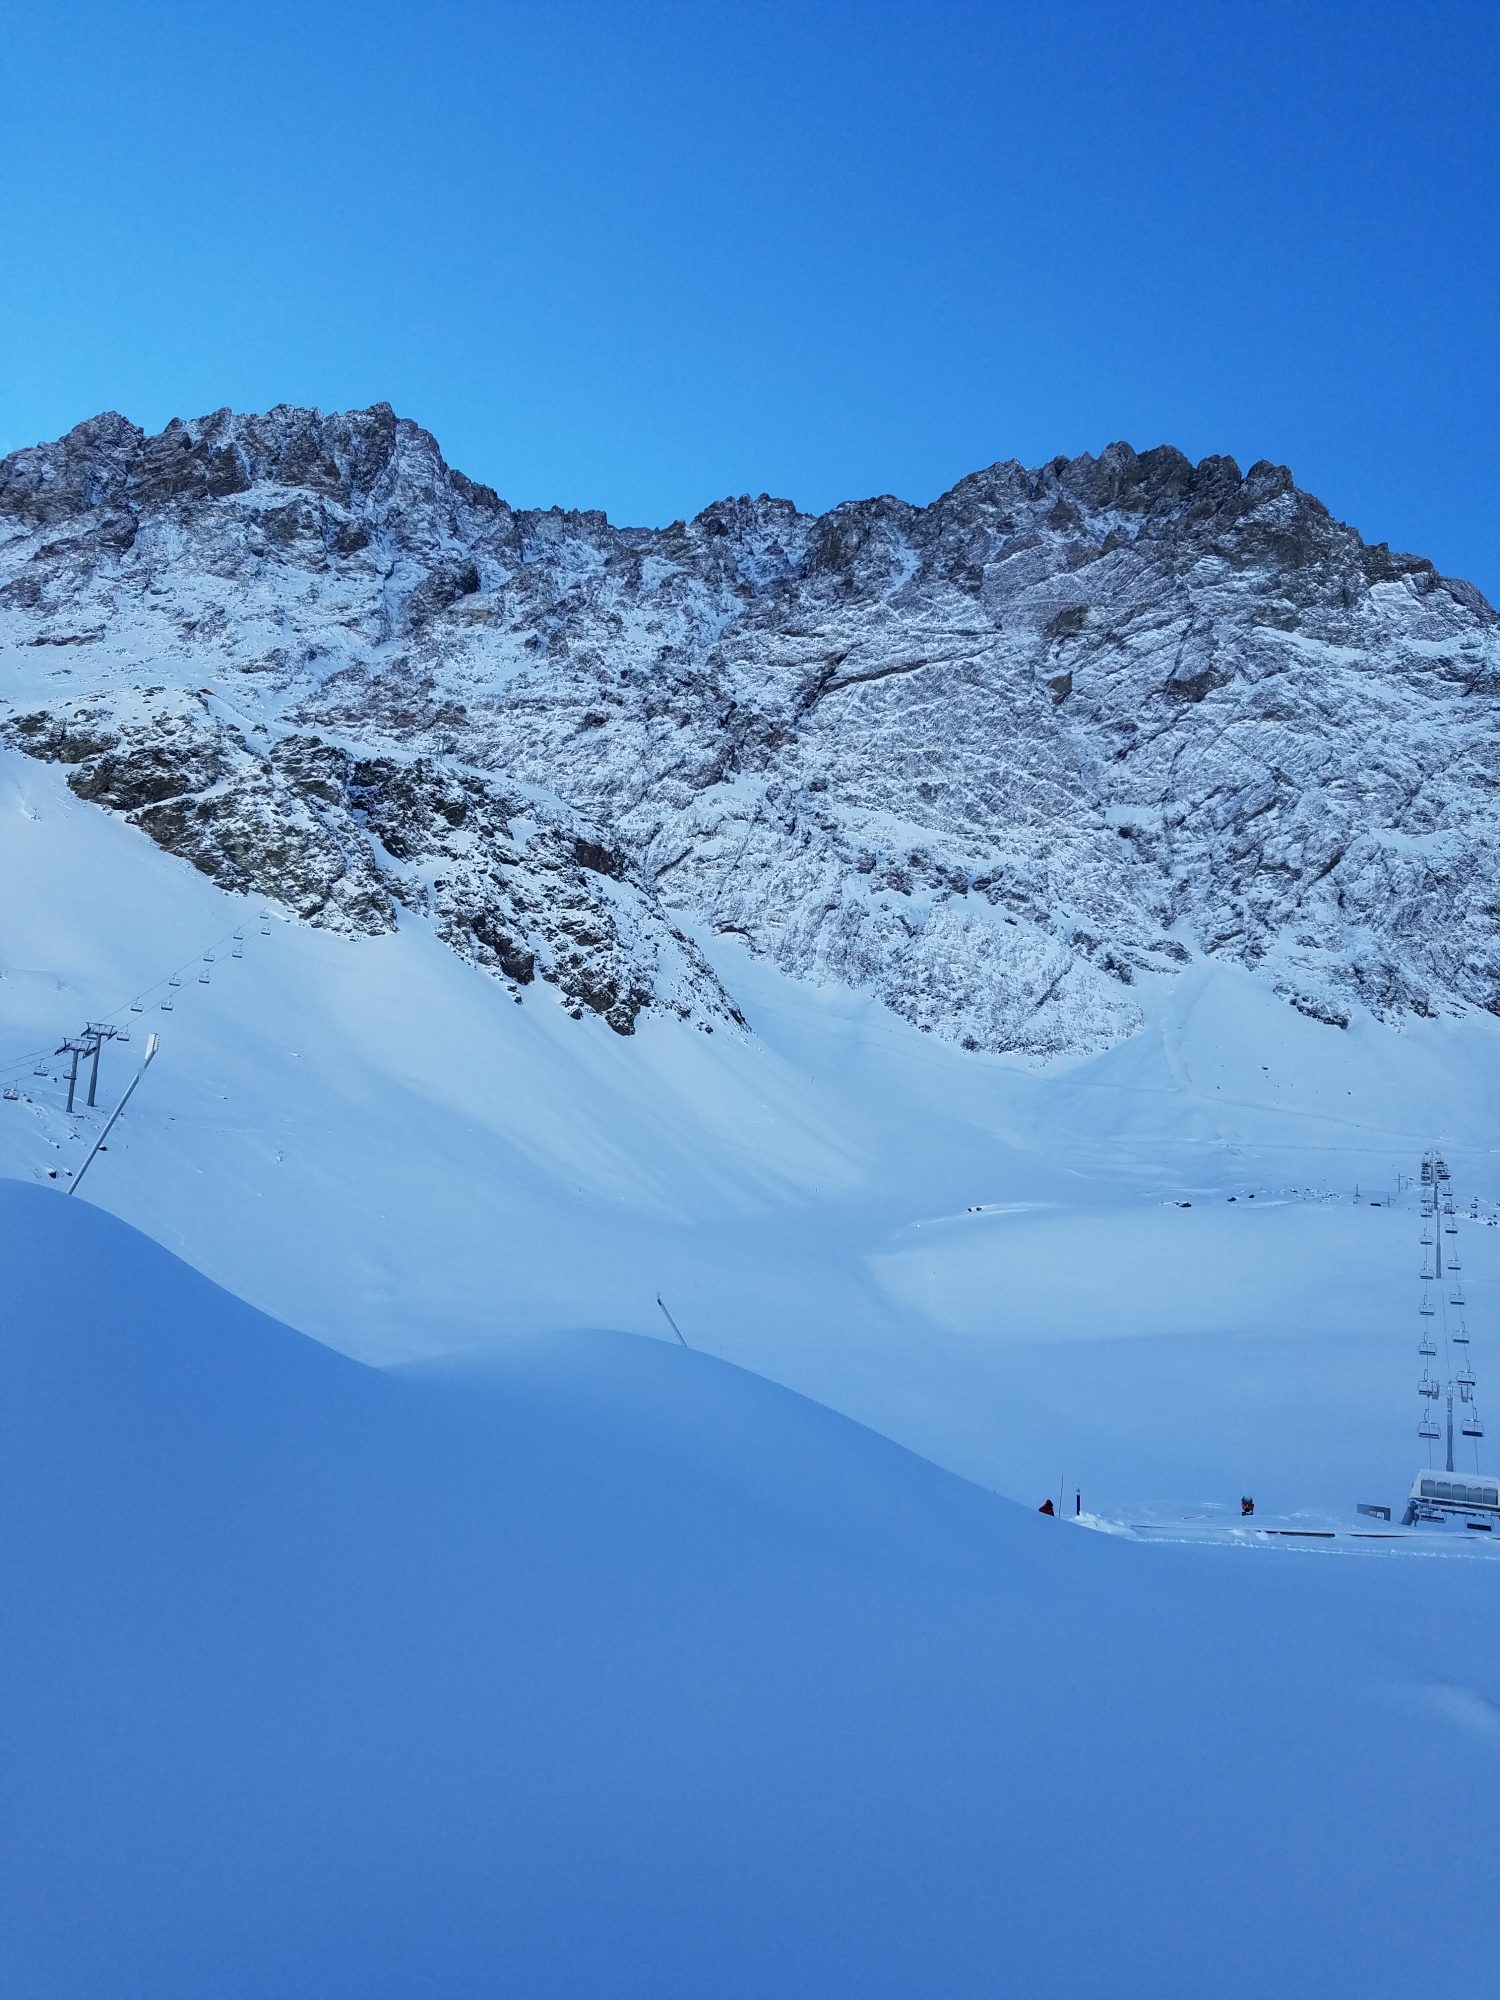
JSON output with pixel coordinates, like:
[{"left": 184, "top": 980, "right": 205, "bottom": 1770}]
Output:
[
  {"left": 4, "top": 690, "right": 737, "bottom": 1036},
  {"left": 1, "top": 407, "right": 1495, "bottom": 1054}
]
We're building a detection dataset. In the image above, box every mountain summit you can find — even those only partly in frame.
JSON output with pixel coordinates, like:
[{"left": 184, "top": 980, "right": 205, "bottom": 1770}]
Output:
[{"left": 2, "top": 405, "right": 1495, "bottom": 1056}]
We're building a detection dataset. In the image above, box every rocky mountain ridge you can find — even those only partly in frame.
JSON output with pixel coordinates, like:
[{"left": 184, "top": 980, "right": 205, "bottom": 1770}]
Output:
[{"left": 2, "top": 403, "right": 1496, "bottom": 1054}]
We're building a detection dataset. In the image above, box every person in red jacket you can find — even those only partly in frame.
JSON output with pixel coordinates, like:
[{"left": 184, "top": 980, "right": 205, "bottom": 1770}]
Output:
[{"left": 1038, "top": 1497, "right": 1055, "bottom": 1515}]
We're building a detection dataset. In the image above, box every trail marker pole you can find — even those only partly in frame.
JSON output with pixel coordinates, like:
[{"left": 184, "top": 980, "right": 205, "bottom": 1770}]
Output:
[
  {"left": 656, "top": 1296, "right": 690, "bottom": 1349},
  {"left": 70, "top": 1034, "right": 160, "bottom": 1197}
]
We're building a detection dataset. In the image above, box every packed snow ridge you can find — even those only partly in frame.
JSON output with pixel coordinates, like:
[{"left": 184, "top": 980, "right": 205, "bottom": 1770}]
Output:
[{"left": 2, "top": 404, "right": 1496, "bottom": 1057}]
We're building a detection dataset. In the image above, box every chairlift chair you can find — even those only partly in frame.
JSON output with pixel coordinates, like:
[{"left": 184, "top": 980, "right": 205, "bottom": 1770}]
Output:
[
  {"left": 1462, "top": 1411, "right": 1485, "bottom": 1440},
  {"left": 3, "top": 1083, "right": 18, "bottom": 1101},
  {"left": 232, "top": 945, "right": 243, "bottom": 959},
  {"left": 33, "top": 1061, "right": 47, "bottom": 1076},
  {"left": 1419, "top": 1335, "right": 1437, "bottom": 1357},
  {"left": 1420, "top": 1375, "right": 1442, "bottom": 1398},
  {"left": 1453, "top": 1326, "right": 1470, "bottom": 1345},
  {"left": 199, "top": 971, "right": 211, "bottom": 985},
  {"left": 130, "top": 1000, "right": 144, "bottom": 1013},
  {"left": 161, "top": 997, "right": 173, "bottom": 1012},
  {"left": 169, "top": 974, "right": 182, "bottom": 988},
  {"left": 203, "top": 952, "right": 215, "bottom": 965},
  {"left": 1419, "top": 1410, "right": 1442, "bottom": 1441},
  {"left": 1457, "top": 1366, "right": 1476, "bottom": 1391}
]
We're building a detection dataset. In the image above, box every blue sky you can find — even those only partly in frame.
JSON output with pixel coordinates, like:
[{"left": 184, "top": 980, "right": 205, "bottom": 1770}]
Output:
[{"left": 3, "top": 1, "right": 1495, "bottom": 591}]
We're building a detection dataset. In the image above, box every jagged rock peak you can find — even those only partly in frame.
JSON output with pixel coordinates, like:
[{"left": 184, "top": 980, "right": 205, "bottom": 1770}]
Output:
[{"left": 1, "top": 405, "right": 1488, "bottom": 610}]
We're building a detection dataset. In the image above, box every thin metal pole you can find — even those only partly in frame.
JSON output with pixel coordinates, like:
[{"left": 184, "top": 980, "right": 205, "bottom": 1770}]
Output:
[
  {"left": 655, "top": 1296, "right": 690, "bottom": 1348},
  {"left": 70, "top": 1034, "right": 159, "bottom": 1196}
]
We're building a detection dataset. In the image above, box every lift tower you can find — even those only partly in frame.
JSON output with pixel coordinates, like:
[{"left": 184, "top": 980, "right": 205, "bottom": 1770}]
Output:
[{"left": 1416, "top": 1149, "right": 1483, "bottom": 1474}]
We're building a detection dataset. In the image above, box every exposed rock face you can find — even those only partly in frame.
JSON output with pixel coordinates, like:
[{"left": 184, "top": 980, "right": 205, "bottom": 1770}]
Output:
[{"left": 2, "top": 405, "right": 1496, "bottom": 1054}]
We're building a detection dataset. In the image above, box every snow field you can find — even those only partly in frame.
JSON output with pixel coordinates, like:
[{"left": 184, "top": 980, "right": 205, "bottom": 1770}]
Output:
[
  {"left": 6, "top": 1182, "right": 1500, "bottom": 1999},
  {"left": 4, "top": 747, "right": 1497, "bottom": 1521}
]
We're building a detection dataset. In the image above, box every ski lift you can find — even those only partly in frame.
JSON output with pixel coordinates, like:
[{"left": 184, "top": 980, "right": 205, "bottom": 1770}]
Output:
[
  {"left": 1421, "top": 1228, "right": 1433, "bottom": 1247},
  {"left": 1422, "top": 1265, "right": 1436, "bottom": 1282},
  {"left": 1422, "top": 1161, "right": 1433, "bottom": 1183},
  {"left": 232, "top": 944, "right": 243, "bottom": 959},
  {"left": 32, "top": 1060, "right": 47, "bottom": 1076},
  {"left": 1456, "top": 1365, "right": 1476, "bottom": 1392},
  {"left": 1451, "top": 1287, "right": 1466, "bottom": 1307},
  {"left": 198, "top": 970, "right": 211, "bottom": 985},
  {"left": 203, "top": 952, "right": 215, "bottom": 965},
  {"left": 260, "top": 921, "right": 271, "bottom": 935},
  {"left": 1419, "top": 1410, "right": 1442, "bottom": 1441},
  {"left": 1419, "top": 1299, "right": 1436, "bottom": 1316},
  {"left": 161, "top": 996, "right": 174, "bottom": 1012},
  {"left": 1449, "top": 1254, "right": 1463, "bottom": 1273},
  {"left": 130, "top": 999, "right": 144, "bottom": 1013},
  {"left": 2, "top": 1083, "right": 18, "bottom": 1102},
  {"left": 1419, "top": 1374, "right": 1442, "bottom": 1398},
  {"left": 1453, "top": 1326, "right": 1470, "bottom": 1345},
  {"left": 1462, "top": 1410, "right": 1485, "bottom": 1441},
  {"left": 1419, "top": 1335, "right": 1437, "bottom": 1358},
  {"left": 233, "top": 928, "right": 245, "bottom": 942},
  {"left": 169, "top": 974, "right": 182, "bottom": 988}
]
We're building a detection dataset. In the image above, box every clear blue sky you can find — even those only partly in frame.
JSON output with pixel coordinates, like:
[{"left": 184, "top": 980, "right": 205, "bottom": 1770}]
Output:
[{"left": 3, "top": 1, "right": 1496, "bottom": 591}]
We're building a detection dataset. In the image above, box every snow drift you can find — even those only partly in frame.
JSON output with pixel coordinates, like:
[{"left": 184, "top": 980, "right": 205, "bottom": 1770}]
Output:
[{"left": 6, "top": 1180, "right": 1500, "bottom": 2000}]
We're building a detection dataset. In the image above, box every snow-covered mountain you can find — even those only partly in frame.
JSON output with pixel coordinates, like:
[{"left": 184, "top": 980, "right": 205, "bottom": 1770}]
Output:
[
  {"left": 4, "top": 404, "right": 1496, "bottom": 1058},
  {"left": 8, "top": 415, "right": 1500, "bottom": 1998}
]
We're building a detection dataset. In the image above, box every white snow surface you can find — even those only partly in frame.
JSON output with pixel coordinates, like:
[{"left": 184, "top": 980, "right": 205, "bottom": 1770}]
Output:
[
  {"left": 4, "top": 742, "right": 1499, "bottom": 1527},
  {"left": 7, "top": 1180, "right": 1500, "bottom": 2000}
]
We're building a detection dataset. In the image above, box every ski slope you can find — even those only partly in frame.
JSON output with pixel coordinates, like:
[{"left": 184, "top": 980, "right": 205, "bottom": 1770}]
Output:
[
  {"left": 3, "top": 742, "right": 1500, "bottom": 1525},
  {"left": 6, "top": 1180, "right": 1500, "bottom": 2000}
]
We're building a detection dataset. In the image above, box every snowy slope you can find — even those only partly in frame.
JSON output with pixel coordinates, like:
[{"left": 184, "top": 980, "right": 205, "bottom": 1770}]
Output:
[
  {"left": 6, "top": 1180, "right": 1500, "bottom": 2000},
  {"left": 4, "top": 745, "right": 1499, "bottom": 1526}
]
